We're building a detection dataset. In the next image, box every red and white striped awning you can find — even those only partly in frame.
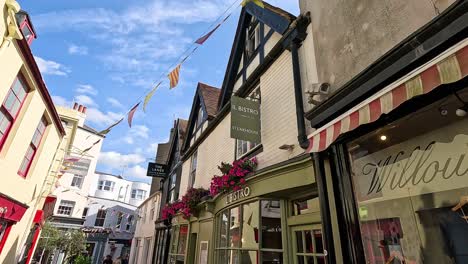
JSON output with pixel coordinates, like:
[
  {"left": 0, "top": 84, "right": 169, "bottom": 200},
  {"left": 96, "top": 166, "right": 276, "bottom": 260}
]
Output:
[{"left": 307, "top": 40, "right": 468, "bottom": 153}]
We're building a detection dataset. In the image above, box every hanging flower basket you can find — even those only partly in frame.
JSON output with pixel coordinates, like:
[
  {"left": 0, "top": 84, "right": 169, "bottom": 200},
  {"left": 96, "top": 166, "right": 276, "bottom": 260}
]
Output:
[{"left": 209, "top": 157, "right": 257, "bottom": 196}]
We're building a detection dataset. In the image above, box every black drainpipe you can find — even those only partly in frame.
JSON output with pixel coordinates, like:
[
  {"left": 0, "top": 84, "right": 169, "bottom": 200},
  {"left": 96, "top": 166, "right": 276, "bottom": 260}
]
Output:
[{"left": 290, "top": 39, "right": 310, "bottom": 149}]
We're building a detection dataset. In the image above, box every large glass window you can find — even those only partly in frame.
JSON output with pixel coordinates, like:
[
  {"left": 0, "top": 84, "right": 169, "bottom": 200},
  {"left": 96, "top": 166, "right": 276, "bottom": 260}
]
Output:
[
  {"left": 347, "top": 91, "right": 468, "bottom": 264},
  {"left": 168, "top": 173, "right": 177, "bottom": 203},
  {"left": 168, "top": 225, "right": 188, "bottom": 264},
  {"left": 216, "top": 200, "right": 283, "bottom": 263},
  {"left": 0, "top": 76, "right": 29, "bottom": 150},
  {"left": 131, "top": 189, "right": 147, "bottom": 200},
  {"left": 189, "top": 150, "right": 198, "bottom": 188}
]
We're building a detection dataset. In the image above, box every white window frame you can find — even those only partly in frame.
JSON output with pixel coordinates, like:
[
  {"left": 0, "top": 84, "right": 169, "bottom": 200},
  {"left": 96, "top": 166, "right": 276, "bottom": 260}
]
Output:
[
  {"left": 57, "top": 200, "right": 75, "bottom": 216},
  {"left": 131, "top": 189, "right": 147, "bottom": 200},
  {"left": 98, "top": 180, "right": 115, "bottom": 191},
  {"left": 189, "top": 150, "right": 198, "bottom": 188}
]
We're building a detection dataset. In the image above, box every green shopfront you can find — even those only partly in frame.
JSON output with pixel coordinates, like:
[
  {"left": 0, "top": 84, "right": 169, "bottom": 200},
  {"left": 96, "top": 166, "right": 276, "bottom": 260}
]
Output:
[{"left": 167, "top": 155, "right": 326, "bottom": 264}]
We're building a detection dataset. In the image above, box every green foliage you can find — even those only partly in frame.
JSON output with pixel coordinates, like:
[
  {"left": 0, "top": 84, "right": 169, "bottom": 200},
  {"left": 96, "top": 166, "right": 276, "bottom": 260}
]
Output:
[
  {"left": 74, "top": 255, "right": 92, "bottom": 264},
  {"left": 37, "top": 222, "right": 88, "bottom": 261}
]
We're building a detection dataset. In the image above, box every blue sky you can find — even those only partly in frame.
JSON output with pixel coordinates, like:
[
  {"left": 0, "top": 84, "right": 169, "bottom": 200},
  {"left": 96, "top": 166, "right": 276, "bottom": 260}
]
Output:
[{"left": 21, "top": 0, "right": 299, "bottom": 182}]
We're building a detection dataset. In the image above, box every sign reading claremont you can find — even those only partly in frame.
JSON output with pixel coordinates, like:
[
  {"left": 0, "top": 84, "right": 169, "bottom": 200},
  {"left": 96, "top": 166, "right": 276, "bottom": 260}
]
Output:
[
  {"left": 226, "top": 186, "right": 251, "bottom": 204},
  {"left": 230, "top": 96, "right": 261, "bottom": 143},
  {"left": 146, "top": 162, "right": 168, "bottom": 178}
]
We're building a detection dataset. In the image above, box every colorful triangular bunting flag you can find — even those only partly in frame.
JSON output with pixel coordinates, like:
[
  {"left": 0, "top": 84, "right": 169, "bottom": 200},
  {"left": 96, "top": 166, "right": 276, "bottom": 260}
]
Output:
[
  {"left": 98, "top": 118, "right": 124, "bottom": 135},
  {"left": 143, "top": 82, "right": 161, "bottom": 112},
  {"left": 128, "top": 103, "right": 140, "bottom": 128},
  {"left": 168, "top": 65, "right": 181, "bottom": 89},
  {"left": 195, "top": 24, "right": 221, "bottom": 45}
]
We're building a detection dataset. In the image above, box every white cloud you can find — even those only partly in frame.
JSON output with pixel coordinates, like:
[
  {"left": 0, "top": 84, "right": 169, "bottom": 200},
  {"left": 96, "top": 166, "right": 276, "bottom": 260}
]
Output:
[
  {"left": 32, "top": 0, "right": 231, "bottom": 86},
  {"left": 75, "top": 84, "right": 97, "bottom": 95},
  {"left": 126, "top": 165, "right": 148, "bottom": 180},
  {"left": 34, "top": 56, "right": 70, "bottom": 76},
  {"left": 98, "top": 151, "right": 145, "bottom": 167},
  {"left": 123, "top": 125, "right": 149, "bottom": 145},
  {"left": 68, "top": 44, "right": 89, "bottom": 55},
  {"left": 75, "top": 95, "right": 97, "bottom": 107},
  {"left": 52, "top": 95, "right": 73, "bottom": 108},
  {"left": 85, "top": 108, "right": 122, "bottom": 126},
  {"left": 107, "top": 97, "right": 123, "bottom": 108}
]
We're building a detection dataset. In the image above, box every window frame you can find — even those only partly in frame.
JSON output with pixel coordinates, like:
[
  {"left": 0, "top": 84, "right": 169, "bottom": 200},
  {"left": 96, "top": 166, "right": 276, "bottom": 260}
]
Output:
[
  {"left": 71, "top": 174, "right": 84, "bottom": 188},
  {"left": 94, "top": 209, "right": 107, "bottom": 227},
  {"left": 82, "top": 207, "right": 89, "bottom": 219},
  {"left": 0, "top": 76, "right": 30, "bottom": 151},
  {"left": 189, "top": 150, "right": 198, "bottom": 188},
  {"left": 18, "top": 116, "right": 48, "bottom": 177},
  {"left": 215, "top": 199, "right": 285, "bottom": 263},
  {"left": 57, "top": 200, "right": 75, "bottom": 216},
  {"left": 19, "top": 20, "right": 35, "bottom": 45},
  {"left": 131, "top": 189, "right": 147, "bottom": 200},
  {"left": 168, "top": 224, "right": 189, "bottom": 263},
  {"left": 167, "top": 173, "right": 177, "bottom": 203},
  {"left": 126, "top": 215, "right": 134, "bottom": 231},
  {"left": 97, "top": 180, "right": 115, "bottom": 192}
]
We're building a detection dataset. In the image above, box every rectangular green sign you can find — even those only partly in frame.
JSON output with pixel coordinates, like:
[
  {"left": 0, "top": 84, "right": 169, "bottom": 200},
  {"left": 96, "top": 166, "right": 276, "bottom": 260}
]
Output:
[{"left": 230, "top": 96, "right": 261, "bottom": 143}]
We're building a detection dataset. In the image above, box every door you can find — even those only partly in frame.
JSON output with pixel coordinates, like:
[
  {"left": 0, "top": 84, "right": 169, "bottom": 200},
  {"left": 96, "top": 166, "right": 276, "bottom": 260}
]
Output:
[
  {"left": 187, "top": 233, "right": 198, "bottom": 264},
  {"left": 292, "top": 225, "right": 327, "bottom": 264}
]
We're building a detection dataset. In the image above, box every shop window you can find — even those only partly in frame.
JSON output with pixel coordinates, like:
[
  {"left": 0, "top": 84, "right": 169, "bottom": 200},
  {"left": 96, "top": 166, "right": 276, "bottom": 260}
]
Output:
[
  {"left": 236, "top": 87, "right": 261, "bottom": 159},
  {"left": 18, "top": 116, "right": 48, "bottom": 177},
  {"left": 347, "top": 90, "right": 468, "bottom": 263},
  {"left": 98, "top": 180, "right": 115, "bottom": 191},
  {"left": 168, "top": 225, "right": 188, "bottom": 263},
  {"left": 0, "top": 220, "right": 12, "bottom": 254},
  {"left": 0, "top": 76, "right": 29, "bottom": 151},
  {"left": 216, "top": 200, "right": 283, "bottom": 263},
  {"left": 95, "top": 209, "right": 107, "bottom": 227},
  {"left": 293, "top": 228, "right": 326, "bottom": 264},
  {"left": 57, "top": 200, "right": 75, "bottom": 216},
  {"left": 131, "top": 189, "right": 147, "bottom": 200},
  {"left": 292, "top": 196, "right": 320, "bottom": 216},
  {"left": 189, "top": 150, "right": 198, "bottom": 188}
]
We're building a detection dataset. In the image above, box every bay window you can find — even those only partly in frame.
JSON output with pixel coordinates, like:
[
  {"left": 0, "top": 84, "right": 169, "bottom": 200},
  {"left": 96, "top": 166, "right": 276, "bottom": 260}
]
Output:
[
  {"left": 18, "top": 117, "right": 47, "bottom": 177},
  {"left": 0, "top": 76, "right": 29, "bottom": 150}
]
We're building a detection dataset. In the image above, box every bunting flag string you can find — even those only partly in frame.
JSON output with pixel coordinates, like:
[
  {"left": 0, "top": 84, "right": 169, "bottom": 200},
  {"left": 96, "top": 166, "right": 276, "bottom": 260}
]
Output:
[
  {"left": 143, "top": 82, "right": 162, "bottom": 112},
  {"left": 80, "top": 0, "right": 241, "bottom": 140},
  {"left": 128, "top": 103, "right": 140, "bottom": 128}
]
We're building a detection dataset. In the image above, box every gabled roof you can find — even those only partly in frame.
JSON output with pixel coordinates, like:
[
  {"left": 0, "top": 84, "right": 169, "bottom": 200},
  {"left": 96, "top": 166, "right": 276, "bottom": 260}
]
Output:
[
  {"left": 199, "top": 83, "right": 221, "bottom": 118},
  {"left": 181, "top": 82, "right": 221, "bottom": 152},
  {"left": 217, "top": 1, "right": 296, "bottom": 109}
]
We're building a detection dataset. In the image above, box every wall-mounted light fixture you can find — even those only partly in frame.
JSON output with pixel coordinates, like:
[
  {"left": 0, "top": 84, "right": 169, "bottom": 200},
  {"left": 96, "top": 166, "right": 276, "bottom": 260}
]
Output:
[{"left": 306, "top": 83, "right": 331, "bottom": 106}]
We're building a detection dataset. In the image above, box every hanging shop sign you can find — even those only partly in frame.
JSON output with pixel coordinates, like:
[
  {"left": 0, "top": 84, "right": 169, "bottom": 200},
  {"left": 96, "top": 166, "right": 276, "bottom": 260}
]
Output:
[
  {"left": 147, "top": 162, "right": 168, "bottom": 178},
  {"left": 231, "top": 96, "right": 261, "bottom": 143},
  {"left": 226, "top": 186, "right": 251, "bottom": 205}
]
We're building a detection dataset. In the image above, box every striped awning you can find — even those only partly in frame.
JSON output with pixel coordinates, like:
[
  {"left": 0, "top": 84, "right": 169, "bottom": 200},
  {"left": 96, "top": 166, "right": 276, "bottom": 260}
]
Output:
[{"left": 306, "top": 40, "right": 468, "bottom": 153}]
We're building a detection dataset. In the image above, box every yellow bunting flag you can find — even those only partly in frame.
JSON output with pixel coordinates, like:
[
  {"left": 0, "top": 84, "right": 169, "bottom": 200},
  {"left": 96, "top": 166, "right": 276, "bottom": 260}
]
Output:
[
  {"left": 98, "top": 118, "right": 124, "bottom": 136},
  {"left": 168, "top": 65, "right": 181, "bottom": 89},
  {"left": 143, "top": 82, "right": 161, "bottom": 112},
  {"left": 82, "top": 139, "right": 102, "bottom": 153},
  {"left": 241, "top": 0, "right": 264, "bottom": 8}
]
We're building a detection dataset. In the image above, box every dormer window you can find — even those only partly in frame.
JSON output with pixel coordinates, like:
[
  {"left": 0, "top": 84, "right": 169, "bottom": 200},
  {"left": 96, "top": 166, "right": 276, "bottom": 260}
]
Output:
[{"left": 15, "top": 11, "right": 36, "bottom": 45}]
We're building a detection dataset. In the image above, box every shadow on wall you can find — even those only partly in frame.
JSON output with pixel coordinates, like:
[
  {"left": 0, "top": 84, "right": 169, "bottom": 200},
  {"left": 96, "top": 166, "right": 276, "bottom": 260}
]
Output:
[{"left": 2, "top": 237, "right": 19, "bottom": 263}]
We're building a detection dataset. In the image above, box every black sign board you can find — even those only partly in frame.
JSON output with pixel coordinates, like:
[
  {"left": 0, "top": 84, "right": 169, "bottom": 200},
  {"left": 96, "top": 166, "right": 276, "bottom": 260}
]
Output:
[{"left": 147, "top": 162, "right": 168, "bottom": 178}]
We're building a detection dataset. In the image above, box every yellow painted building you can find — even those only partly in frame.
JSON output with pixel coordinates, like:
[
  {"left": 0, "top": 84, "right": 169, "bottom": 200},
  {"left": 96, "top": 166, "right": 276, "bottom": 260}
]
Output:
[{"left": 0, "top": 1, "right": 66, "bottom": 263}]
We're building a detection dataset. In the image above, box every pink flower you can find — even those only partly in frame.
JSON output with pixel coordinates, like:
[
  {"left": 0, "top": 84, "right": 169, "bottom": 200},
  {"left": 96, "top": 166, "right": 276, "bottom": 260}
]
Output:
[
  {"left": 230, "top": 181, "right": 235, "bottom": 185},
  {"left": 233, "top": 186, "right": 241, "bottom": 191},
  {"left": 239, "top": 178, "right": 246, "bottom": 184}
]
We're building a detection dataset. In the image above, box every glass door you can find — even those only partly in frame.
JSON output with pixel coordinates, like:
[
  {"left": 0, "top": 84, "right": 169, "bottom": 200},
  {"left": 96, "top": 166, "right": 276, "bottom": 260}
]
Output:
[{"left": 292, "top": 225, "right": 326, "bottom": 264}]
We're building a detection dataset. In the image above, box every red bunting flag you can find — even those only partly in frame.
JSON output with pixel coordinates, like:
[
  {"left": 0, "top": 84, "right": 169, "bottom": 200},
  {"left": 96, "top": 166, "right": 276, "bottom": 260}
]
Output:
[
  {"left": 168, "top": 65, "right": 181, "bottom": 89},
  {"left": 128, "top": 103, "right": 140, "bottom": 127},
  {"left": 195, "top": 24, "right": 221, "bottom": 45}
]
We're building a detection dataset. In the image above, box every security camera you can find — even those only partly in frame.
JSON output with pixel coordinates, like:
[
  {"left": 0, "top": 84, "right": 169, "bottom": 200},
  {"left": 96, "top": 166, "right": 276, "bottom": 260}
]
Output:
[
  {"left": 456, "top": 105, "right": 467, "bottom": 117},
  {"left": 306, "top": 83, "right": 331, "bottom": 106}
]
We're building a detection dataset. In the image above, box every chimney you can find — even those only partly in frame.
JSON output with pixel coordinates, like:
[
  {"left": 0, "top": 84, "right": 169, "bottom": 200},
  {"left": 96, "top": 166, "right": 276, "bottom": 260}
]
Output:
[
  {"left": 78, "top": 105, "right": 84, "bottom": 112},
  {"left": 73, "top": 102, "right": 79, "bottom": 110},
  {"left": 82, "top": 106, "right": 87, "bottom": 114}
]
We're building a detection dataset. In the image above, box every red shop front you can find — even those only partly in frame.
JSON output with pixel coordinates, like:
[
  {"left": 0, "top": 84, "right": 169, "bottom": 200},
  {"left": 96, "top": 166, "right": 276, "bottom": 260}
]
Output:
[{"left": 0, "top": 193, "right": 29, "bottom": 255}]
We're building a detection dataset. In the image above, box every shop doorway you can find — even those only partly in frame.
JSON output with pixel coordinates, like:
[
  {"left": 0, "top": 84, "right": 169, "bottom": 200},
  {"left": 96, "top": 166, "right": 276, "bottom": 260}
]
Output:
[
  {"left": 292, "top": 225, "right": 326, "bottom": 264},
  {"left": 187, "top": 233, "right": 198, "bottom": 264}
]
